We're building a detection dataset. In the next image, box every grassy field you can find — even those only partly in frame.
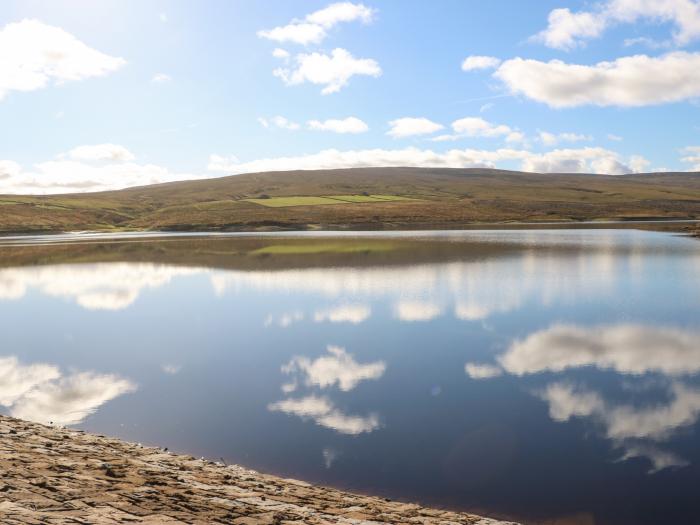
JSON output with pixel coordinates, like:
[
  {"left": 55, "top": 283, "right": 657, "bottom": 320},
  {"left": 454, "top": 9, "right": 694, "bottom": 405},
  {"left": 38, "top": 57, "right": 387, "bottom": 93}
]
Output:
[
  {"left": 0, "top": 167, "right": 699, "bottom": 233},
  {"left": 244, "top": 194, "right": 417, "bottom": 207}
]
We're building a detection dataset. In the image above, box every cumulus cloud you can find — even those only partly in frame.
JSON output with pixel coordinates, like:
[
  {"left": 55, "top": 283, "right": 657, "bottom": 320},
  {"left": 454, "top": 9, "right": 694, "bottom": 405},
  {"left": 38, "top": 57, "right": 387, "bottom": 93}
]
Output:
[
  {"left": 258, "top": 2, "right": 375, "bottom": 45},
  {"left": 0, "top": 19, "right": 125, "bottom": 100},
  {"left": 681, "top": 145, "right": 700, "bottom": 170},
  {"left": 313, "top": 304, "right": 371, "bottom": 323},
  {"left": 258, "top": 115, "right": 301, "bottom": 130},
  {"left": 268, "top": 395, "right": 380, "bottom": 434},
  {"left": 151, "top": 73, "right": 171, "bottom": 83},
  {"left": 494, "top": 52, "right": 700, "bottom": 108},
  {"left": 0, "top": 145, "right": 203, "bottom": 194},
  {"left": 387, "top": 117, "right": 445, "bottom": 138},
  {"left": 538, "top": 131, "right": 592, "bottom": 146},
  {"left": 461, "top": 55, "right": 501, "bottom": 71},
  {"left": 0, "top": 160, "right": 21, "bottom": 180},
  {"left": 0, "top": 355, "right": 135, "bottom": 426},
  {"left": 521, "top": 147, "right": 644, "bottom": 174},
  {"left": 433, "top": 117, "right": 524, "bottom": 143},
  {"left": 207, "top": 146, "right": 648, "bottom": 176},
  {"left": 65, "top": 143, "right": 135, "bottom": 162},
  {"left": 281, "top": 345, "right": 385, "bottom": 391},
  {"left": 387, "top": 117, "right": 444, "bottom": 138},
  {"left": 272, "top": 48, "right": 290, "bottom": 59},
  {"left": 533, "top": 0, "right": 700, "bottom": 50},
  {"left": 307, "top": 116, "right": 369, "bottom": 133},
  {"left": 273, "top": 48, "right": 381, "bottom": 94}
]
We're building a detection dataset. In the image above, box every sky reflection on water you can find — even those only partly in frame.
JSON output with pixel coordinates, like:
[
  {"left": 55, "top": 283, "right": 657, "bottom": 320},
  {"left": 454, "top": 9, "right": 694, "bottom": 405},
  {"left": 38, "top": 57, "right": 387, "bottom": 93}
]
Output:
[{"left": 0, "top": 230, "right": 699, "bottom": 525}]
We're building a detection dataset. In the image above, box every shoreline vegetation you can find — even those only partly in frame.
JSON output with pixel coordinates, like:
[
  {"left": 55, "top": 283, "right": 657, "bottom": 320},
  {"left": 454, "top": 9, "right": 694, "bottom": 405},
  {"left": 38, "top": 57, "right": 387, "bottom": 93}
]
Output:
[
  {"left": 0, "top": 167, "right": 699, "bottom": 235},
  {"left": 0, "top": 415, "right": 518, "bottom": 525}
]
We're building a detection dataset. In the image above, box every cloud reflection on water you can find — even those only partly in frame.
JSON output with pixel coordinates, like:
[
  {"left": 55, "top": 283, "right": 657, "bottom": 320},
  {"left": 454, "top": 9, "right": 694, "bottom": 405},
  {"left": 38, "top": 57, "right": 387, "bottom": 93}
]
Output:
[
  {"left": 467, "top": 323, "right": 700, "bottom": 473},
  {"left": 0, "top": 355, "right": 135, "bottom": 426},
  {"left": 0, "top": 264, "right": 200, "bottom": 310},
  {"left": 269, "top": 345, "right": 385, "bottom": 435}
]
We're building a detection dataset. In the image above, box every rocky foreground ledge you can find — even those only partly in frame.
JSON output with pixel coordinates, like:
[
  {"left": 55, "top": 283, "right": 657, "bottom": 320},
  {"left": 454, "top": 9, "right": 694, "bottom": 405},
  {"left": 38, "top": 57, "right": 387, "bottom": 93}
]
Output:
[{"left": 0, "top": 416, "right": 517, "bottom": 525}]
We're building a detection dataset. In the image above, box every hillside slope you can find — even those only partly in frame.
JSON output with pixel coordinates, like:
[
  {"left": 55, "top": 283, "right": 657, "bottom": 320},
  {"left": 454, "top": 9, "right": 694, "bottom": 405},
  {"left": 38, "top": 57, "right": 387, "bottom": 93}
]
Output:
[{"left": 1, "top": 167, "right": 699, "bottom": 233}]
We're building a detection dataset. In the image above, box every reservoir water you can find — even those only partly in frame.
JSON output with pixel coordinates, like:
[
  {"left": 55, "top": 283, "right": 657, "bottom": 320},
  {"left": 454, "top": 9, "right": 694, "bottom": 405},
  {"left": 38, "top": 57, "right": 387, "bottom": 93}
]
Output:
[{"left": 1, "top": 229, "right": 698, "bottom": 525}]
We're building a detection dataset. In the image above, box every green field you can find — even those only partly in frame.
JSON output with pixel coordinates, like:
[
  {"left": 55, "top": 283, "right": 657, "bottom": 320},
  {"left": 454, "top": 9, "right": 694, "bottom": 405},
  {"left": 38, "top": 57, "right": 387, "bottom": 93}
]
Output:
[{"left": 245, "top": 194, "right": 417, "bottom": 207}]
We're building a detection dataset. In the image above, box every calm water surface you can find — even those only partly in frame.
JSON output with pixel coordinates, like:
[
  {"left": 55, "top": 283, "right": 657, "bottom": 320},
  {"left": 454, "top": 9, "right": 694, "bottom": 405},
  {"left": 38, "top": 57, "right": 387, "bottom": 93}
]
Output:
[{"left": 1, "top": 230, "right": 699, "bottom": 525}]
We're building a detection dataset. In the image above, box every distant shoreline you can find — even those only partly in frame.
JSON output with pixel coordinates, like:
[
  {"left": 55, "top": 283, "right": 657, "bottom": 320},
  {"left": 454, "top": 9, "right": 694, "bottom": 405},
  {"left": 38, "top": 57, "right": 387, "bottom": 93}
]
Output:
[{"left": 0, "top": 218, "right": 698, "bottom": 243}]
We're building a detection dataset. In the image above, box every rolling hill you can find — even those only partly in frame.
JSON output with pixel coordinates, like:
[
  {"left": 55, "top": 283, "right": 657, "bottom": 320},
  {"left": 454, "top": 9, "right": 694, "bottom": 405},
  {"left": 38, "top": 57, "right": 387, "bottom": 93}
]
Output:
[{"left": 1, "top": 167, "right": 700, "bottom": 233}]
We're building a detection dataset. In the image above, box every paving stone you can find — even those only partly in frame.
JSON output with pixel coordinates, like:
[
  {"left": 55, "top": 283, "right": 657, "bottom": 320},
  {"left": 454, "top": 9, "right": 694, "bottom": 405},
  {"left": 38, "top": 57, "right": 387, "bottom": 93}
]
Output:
[{"left": 0, "top": 415, "right": 520, "bottom": 525}]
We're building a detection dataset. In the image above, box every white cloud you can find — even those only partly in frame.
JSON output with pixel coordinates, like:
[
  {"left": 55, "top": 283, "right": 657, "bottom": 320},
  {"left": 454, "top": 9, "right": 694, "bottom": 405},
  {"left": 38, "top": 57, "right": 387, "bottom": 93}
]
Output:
[
  {"left": 0, "top": 160, "right": 21, "bottom": 180},
  {"left": 307, "top": 116, "right": 369, "bottom": 134},
  {"left": 607, "top": 134, "right": 623, "bottom": 141},
  {"left": 0, "top": 142, "right": 208, "bottom": 194},
  {"left": 66, "top": 143, "right": 135, "bottom": 162},
  {"left": 521, "top": 147, "right": 646, "bottom": 174},
  {"left": 0, "top": 19, "right": 125, "bottom": 100},
  {"left": 533, "top": 0, "right": 700, "bottom": 50},
  {"left": 432, "top": 117, "right": 525, "bottom": 144},
  {"left": 268, "top": 395, "right": 380, "bottom": 434},
  {"left": 207, "top": 154, "right": 239, "bottom": 172},
  {"left": 681, "top": 145, "right": 700, "bottom": 170},
  {"left": 258, "top": 2, "right": 375, "bottom": 45},
  {"left": 206, "top": 146, "right": 649, "bottom": 176},
  {"left": 314, "top": 304, "right": 371, "bottom": 323},
  {"left": 0, "top": 158, "right": 202, "bottom": 194},
  {"left": 151, "top": 73, "right": 171, "bottom": 83},
  {"left": 461, "top": 55, "right": 501, "bottom": 71},
  {"left": 387, "top": 117, "right": 444, "bottom": 138},
  {"left": 281, "top": 345, "right": 385, "bottom": 391},
  {"left": 274, "top": 48, "right": 381, "bottom": 94},
  {"left": 259, "top": 23, "right": 326, "bottom": 46},
  {"left": 465, "top": 363, "right": 503, "bottom": 379},
  {"left": 272, "top": 48, "right": 290, "bottom": 59},
  {"left": 538, "top": 131, "right": 592, "bottom": 146},
  {"left": 258, "top": 115, "right": 301, "bottom": 130},
  {"left": 393, "top": 300, "right": 442, "bottom": 322},
  {"left": 305, "top": 2, "right": 375, "bottom": 27},
  {"left": 494, "top": 52, "right": 700, "bottom": 108}
]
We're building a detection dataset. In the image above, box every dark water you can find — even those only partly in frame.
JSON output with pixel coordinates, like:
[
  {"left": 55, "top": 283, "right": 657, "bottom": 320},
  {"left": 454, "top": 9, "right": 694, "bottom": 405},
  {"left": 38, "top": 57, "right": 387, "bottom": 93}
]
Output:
[{"left": 1, "top": 230, "right": 699, "bottom": 525}]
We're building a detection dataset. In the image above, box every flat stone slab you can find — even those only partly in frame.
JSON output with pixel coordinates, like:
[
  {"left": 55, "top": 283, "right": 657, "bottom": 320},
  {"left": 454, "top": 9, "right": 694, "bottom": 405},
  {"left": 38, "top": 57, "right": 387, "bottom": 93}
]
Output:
[{"left": 0, "top": 415, "right": 519, "bottom": 524}]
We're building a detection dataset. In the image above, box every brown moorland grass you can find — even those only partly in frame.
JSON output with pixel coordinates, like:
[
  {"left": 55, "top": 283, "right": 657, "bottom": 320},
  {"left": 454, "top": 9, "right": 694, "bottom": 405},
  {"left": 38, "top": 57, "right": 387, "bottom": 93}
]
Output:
[{"left": 0, "top": 167, "right": 699, "bottom": 233}]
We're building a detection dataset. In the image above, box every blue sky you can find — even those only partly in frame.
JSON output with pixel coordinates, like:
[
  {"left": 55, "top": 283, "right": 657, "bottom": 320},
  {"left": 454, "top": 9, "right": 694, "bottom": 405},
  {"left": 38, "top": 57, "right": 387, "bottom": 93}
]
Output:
[{"left": 1, "top": 0, "right": 700, "bottom": 193}]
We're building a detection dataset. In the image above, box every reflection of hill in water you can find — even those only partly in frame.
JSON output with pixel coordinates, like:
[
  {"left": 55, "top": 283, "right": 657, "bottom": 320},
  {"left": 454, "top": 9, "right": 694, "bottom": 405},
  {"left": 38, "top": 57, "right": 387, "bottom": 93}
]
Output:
[{"left": 0, "top": 230, "right": 696, "bottom": 272}]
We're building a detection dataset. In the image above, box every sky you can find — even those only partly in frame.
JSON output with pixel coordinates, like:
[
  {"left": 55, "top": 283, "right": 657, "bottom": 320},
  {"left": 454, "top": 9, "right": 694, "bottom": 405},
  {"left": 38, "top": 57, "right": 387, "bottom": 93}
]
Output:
[{"left": 1, "top": 0, "right": 700, "bottom": 194}]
